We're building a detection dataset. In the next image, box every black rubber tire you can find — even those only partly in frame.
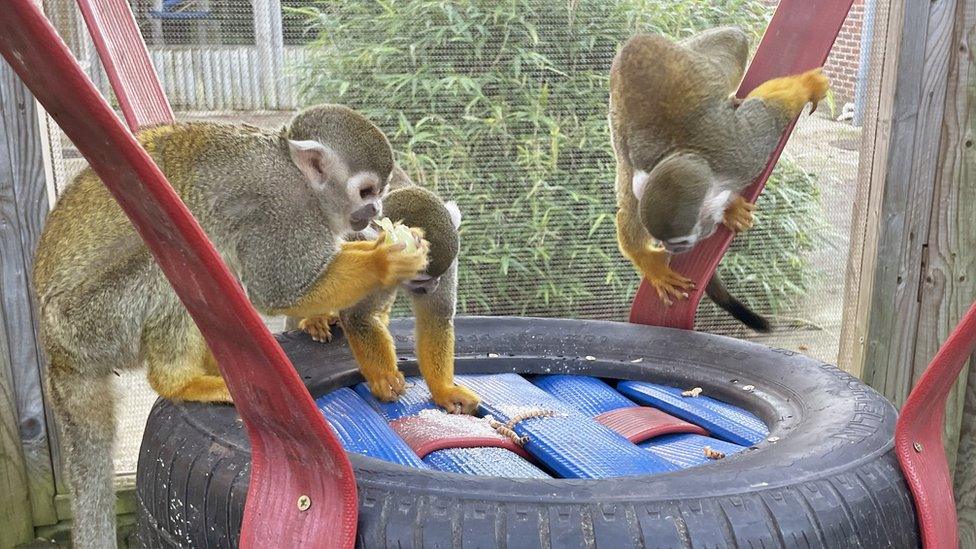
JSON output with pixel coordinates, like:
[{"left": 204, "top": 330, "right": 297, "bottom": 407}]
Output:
[{"left": 135, "top": 316, "right": 919, "bottom": 548}]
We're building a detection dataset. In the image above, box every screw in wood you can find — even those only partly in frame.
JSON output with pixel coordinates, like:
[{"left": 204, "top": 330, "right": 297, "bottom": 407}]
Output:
[
  {"left": 297, "top": 495, "right": 311, "bottom": 511},
  {"left": 913, "top": 442, "right": 923, "bottom": 453}
]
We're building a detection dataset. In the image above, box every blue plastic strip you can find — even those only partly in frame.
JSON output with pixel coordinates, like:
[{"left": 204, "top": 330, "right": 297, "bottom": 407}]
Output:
[
  {"left": 458, "top": 374, "right": 677, "bottom": 478},
  {"left": 617, "top": 381, "right": 768, "bottom": 446},
  {"left": 640, "top": 434, "right": 746, "bottom": 468},
  {"left": 315, "top": 387, "right": 428, "bottom": 468},
  {"left": 533, "top": 374, "right": 750, "bottom": 470},
  {"left": 423, "top": 447, "right": 549, "bottom": 478},
  {"left": 355, "top": 379, "right": 548, "bottom": 477},
  {"left": 531, "top": 374, "right": 636, "bottom": 416},
  {"left": 354, "top": 380, "right": 439, "bottom": 420}
]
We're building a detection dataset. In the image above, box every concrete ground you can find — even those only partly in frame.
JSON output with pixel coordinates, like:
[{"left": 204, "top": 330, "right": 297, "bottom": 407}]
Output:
[{"left": 745, "top": 113, "right": 862, "bottom": 363}]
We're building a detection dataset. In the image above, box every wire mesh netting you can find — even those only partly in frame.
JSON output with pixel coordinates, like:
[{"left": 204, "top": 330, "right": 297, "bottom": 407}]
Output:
[{"left": 39, "top": 0, "right": 877, "bottom": 479}]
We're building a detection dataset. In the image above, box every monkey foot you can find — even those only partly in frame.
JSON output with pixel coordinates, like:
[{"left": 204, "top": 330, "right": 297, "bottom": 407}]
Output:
[
  {"left": 299, "top": 313, "right": 339, "bottom": 343},
  {"left": 431, "top": 384, "right": 481, "bottom": 415},
  {"left": 364, "top": 369, "right": 407, "bottom": 402},
  {"left": 157, "top": 374, "right": 233, "bottom": 404},
  {"left": 723, "top": 196, "right": 756, "bottom": 233}
]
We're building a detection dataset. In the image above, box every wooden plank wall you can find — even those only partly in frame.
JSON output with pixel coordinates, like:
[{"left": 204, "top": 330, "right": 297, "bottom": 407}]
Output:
[
  {"left": 860, "top": 0, "right": 959, "bottom": 406},
  {"left": 0, "top": 59, "right": 58, "bottom": 538},
  {"left": 143, "top": 46, "right": 305, "bottom": 111},
  {"left": 854, "top": 0, "right": 976, "bottom": 536}
]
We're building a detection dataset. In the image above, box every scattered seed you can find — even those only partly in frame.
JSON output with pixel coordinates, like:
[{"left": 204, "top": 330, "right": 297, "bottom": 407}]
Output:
[
  {"left": 584, "top": 355, "right": 596, "bottom": 361},
  {"left": 741, "top": 384, "right": 755, "bottom": 392},
  {"left": 681, "top": 387, "right": 703, "bottom": 397},
  {"left": 798, "top": 344, "right": 809, "bottom": 351},
  {"left": 767, "top": 436, "right": 780, "bottom": 443},
  {"left": 703, "top": 447, "right": 725, "bottom": 460},
  {"left": 630, "top": 357, "right": 643, "bottom": 363},
  {"left": 488, "top": 353, "right": 499, "bottom": 358}
]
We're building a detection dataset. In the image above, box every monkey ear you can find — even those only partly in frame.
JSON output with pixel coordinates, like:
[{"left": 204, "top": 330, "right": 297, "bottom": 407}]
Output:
[
  {"left": 443, "top": 201, "right": 462, "bottom": 229},
  {"left": 632, "top": 170, "right": 651, "bottom": 200},
  {"left": 288, "top": 139, "right": 339, "bottom": 188}
]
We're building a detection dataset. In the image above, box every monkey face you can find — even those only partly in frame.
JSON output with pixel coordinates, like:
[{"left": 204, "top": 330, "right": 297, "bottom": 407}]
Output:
[
  {"left": 637, "top": 152, "right": 731, "bottom": 254},
  {"left": 657, "top": 188, "right": 732, "bottom": 253},
  {"left": 287, "top": 104, "right": 394, "bottom": 233},
  {"left": 346, "top": 171, "right": 386, "bottom": 231}
]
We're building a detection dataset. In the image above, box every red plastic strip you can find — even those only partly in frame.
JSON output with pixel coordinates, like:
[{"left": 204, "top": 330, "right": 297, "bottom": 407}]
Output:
[
  {"left": 896, "top": 301, "right": 976, "bottom": 549},
  {"left": 75, "top": 0, "right": 175, "bottom": 130},
  {"left": 0, "top": 3, "right": 357, "bottom": 547},
  {"left": 629, "top": 0, "right": 856, "bottom": 330},
  {"left": 390, "top": 415, "right": 533, "bottom": 460},
  {"left": 595, "top": 407, "right": 707, "bottom": 444}
]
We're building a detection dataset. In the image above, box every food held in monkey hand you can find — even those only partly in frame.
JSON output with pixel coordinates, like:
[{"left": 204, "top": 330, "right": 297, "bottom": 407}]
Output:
[
  {"left": 376, "top": 217, "right": 420, "bottom": 253},
  {"left": 382, "top": 186, "right": 460, "bottom": 278}
]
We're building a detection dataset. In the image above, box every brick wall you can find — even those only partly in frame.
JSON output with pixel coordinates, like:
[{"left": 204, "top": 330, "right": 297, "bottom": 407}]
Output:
[{"left": 762, "top": 0, "right": 865, "bottom": 105}]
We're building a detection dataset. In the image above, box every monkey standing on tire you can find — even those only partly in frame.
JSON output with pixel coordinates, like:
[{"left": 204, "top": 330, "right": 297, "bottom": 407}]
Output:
[
  {"left": 32, "top": 105, "right": 429, "bottom": 549},
  {"left": 299, "top": 166, "right": 481, "bottom": 414},
  {"left": 610, "top": 27, "right": 829, "bottom": 331}
]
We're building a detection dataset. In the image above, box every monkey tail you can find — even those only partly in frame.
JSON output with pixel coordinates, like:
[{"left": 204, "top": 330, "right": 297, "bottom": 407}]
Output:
[
  {"left": 705, "top": 274, "right": 771, "bottom": 332},
  {"left": 48, "top": 357, "right": 118, "bottom": 548}
]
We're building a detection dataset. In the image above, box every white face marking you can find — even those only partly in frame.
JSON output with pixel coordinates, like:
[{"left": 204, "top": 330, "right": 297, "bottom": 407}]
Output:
[
  {"left": 632, "top": 170, "right": 651, "bottom": 199},
  {"left": 703, "top": 189, "right": 733, "bottom": 225},
  {"left": 346, "top": 172, "right": 383, "bottom": 218}
]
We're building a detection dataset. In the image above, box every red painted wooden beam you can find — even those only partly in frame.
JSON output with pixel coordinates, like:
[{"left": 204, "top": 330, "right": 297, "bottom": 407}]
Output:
[{"left": 896, "top": 300, "right": 976, "bottom": 549}]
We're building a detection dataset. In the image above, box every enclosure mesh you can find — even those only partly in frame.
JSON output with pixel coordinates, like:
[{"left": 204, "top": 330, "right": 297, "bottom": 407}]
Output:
[{"left": 38, "top": 0, "right": 876, "bottom": 480}]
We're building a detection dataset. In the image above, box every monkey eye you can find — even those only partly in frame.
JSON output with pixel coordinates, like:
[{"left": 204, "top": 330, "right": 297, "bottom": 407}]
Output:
[{"left": 359, "top": 185, "right": 377, "bottom": 199}]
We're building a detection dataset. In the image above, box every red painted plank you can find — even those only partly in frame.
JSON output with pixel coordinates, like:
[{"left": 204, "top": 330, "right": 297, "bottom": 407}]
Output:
[
  {"left": 0, "top": 3, "right": 357, "bottom": 547},
  {"left": 595, "top": 406, "right": 707, "bottom": 444},
  {"left": 896, "top": 301, "right": 976, "bottom": 549},
  {"left": 75, "top": 0, "right": 174, "bottom": 130}
]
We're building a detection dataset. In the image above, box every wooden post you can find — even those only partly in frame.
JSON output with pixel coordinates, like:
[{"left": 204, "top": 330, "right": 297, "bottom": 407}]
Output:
[
  {"left": 837, "top": 0, "right": 895, "bottom": 377},
  {"left": 0, "top": 57, "right": 58, "bottom": 530},
  {"left": 253, "top": 0, "right": 284, "bottom": 109}
]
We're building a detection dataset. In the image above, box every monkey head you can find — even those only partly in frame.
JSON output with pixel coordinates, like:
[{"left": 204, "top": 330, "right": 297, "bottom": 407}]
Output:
[
  {"left": 635, "top": 152, "right": 732, "bottom": 254},
  {"left": 380, "top": 186, "right": 461, "bottom": 295},
  {"left": 285, "top": 104, "right": 393, "bottom": 232}
]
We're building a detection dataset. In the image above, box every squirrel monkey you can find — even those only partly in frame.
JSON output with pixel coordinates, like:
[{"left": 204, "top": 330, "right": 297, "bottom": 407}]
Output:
[
  {"left": 609, "top": 27, "right": 829, "bottom": 331},
  {"left": 31, "top": 105, "right": 427, "bottom": 548},
  {"left": 301, "top": 167, "right": 480, "bottom": 414}
]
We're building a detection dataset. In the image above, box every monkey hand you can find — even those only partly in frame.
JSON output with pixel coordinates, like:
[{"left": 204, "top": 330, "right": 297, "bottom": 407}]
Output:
[
  {"left": 372, "top": 231, "right": 430, "bottom": 287},
  {"left": 800, "top": 68, "right": 830, "bottom": 112},
  {"left": 722, "top": 196, "right": 756, "bottom": 233},
  {"left": 638, "top": 248, "right": 694, "bottom": 306},
  {"left": 299, "top": 313, "right": 339, "bottom": 343},
  {"left": 430, "top": 383, "right": 481, "bottom": 415}
]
